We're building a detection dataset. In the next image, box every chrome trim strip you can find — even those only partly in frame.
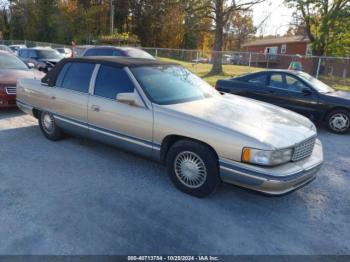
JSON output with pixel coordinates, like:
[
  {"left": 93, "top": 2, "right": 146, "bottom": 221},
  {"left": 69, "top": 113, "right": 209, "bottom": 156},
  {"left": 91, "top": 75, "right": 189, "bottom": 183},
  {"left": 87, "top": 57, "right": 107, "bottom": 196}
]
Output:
[
  {"left": 220, "top": 166, "right": 267, "bottom": 181},
  {"left": 54, "top": 115, "right": 89, "bottom": 129},
  {"left": 89, "top": 126, "right": 153, "bottom": 149},
  {"left": 53, "top": 113, "right": 161, "bottom": 151},
  {"left": 89, "top": 64, "right": 101, "bottom": 95},
  {"left": 219, "top": 158, "right": 322, "bottom": 182}
]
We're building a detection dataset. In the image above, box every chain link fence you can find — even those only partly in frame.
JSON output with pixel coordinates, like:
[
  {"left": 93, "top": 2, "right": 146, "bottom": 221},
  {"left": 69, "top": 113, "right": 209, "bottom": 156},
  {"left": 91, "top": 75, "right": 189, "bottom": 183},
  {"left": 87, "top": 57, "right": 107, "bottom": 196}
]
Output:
[{"left": 1, "top": 40, "right": 349, "bottom": 90}]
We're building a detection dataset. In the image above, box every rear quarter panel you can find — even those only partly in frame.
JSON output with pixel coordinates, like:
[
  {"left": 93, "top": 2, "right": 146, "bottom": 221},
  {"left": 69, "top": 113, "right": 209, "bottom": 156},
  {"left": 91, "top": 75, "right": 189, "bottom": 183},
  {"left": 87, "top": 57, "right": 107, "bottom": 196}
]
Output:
[
  {"left": 16, "top": 78, "right": 54, "bottom": 113},
  {"left": 216, "top": 79, "right": 251, "bottom": 95}
]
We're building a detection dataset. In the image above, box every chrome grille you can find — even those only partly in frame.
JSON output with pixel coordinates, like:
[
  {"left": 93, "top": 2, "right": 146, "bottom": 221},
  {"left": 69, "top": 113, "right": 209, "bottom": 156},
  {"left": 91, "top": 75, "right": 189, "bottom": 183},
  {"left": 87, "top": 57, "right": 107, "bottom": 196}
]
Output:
[
  {"left": 5, "top": 87, "right": 16, "bottom": 95},
  {"left": 292, "top": 136, "right": 316, "bottom": 162}
]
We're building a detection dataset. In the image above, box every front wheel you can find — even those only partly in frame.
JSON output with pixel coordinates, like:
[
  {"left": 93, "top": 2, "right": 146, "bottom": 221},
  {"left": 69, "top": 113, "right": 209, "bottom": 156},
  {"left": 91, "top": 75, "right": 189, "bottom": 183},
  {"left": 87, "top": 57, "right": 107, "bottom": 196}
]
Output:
[
  {"left": 166, "top": 140, "right": 220, "bottom": 197},
  {"left": 39, "top": 111, "right": 63, "bottom": 141},
  {"left": 326, "top": 109, "right": 350, "bottom": 134}
]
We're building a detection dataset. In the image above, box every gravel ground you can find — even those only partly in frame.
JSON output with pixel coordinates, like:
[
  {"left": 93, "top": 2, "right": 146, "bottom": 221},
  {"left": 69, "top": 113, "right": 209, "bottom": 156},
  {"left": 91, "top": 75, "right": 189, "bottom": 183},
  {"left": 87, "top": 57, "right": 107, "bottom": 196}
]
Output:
[{"left": 0, "top": 108, "right": 349, "bottom": 255}]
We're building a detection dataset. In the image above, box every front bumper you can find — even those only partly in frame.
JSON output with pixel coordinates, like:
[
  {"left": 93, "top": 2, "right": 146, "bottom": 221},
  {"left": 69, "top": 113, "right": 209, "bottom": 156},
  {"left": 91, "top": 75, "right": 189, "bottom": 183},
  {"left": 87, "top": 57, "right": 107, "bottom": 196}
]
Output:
[
  {"left": 0, "top": 94, "right": 16, "bottom": 108},
  {"left": 219, "top": 139, "right": 323, "bottom": 195}
]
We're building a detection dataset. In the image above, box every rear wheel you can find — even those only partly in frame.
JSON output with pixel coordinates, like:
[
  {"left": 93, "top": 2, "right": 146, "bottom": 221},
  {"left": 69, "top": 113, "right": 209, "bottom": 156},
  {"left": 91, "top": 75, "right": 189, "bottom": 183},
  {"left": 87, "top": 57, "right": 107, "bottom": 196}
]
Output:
[
  {"left": 166, "top": 139, "right": 220, "bottom": 197},
  {"left": 39, "top": 111, "right": 63, "bottom": 141},
  {"left": 326, "top": 109, "right": 350, "bottom": 134}
]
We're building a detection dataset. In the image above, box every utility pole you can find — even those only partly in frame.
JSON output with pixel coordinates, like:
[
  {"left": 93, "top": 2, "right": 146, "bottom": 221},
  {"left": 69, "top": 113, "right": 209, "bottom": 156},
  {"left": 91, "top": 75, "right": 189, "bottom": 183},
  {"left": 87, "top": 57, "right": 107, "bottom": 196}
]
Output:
[{"left": 110, "top": 0, "right": 114, "bottom": 35}]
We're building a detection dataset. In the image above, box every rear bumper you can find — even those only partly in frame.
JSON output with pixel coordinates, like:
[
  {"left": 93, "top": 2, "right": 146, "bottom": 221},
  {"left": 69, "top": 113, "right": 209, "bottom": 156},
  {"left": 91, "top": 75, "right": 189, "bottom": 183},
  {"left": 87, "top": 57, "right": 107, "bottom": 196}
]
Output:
[
  {"left": 0, "top": 94, "right": 16, "bottom": 108},
  {"left": 16, "top": 99, "right": 34, "bottom": 116},
  {"left": 219, "top": 139, "right": 323, "bottom": 195}
]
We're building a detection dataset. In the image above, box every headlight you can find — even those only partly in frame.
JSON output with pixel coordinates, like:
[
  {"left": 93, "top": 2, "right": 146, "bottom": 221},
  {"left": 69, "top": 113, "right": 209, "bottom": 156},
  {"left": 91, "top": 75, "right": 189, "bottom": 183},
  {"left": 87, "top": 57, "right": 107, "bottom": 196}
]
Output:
[{"left": 242, "top": 147, "right": 293, "bottom": 166}]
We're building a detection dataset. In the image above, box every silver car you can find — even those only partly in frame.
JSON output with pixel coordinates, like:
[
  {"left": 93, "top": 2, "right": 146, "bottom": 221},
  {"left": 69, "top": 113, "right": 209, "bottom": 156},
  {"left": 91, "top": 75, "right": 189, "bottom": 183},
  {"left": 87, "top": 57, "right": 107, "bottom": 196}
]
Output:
[{"left": 16, "top": 57, "right": 323, "bottom": 197}]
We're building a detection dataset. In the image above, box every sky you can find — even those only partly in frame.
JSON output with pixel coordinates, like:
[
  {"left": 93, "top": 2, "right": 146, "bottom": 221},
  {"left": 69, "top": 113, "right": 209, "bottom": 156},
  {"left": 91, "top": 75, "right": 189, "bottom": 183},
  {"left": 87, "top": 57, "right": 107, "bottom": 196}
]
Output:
[{"left": 252, "top": 0, "right": 295, "bottom": 36}]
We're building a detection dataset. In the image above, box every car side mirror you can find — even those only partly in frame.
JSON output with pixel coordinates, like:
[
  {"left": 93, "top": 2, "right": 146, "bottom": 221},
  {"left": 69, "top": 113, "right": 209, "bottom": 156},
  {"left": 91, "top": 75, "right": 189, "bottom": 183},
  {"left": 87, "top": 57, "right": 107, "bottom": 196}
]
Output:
[
  {"left": 302, "top": 88, "right": 312, "bottom": 96},
  {"left": 27, "top": 62, "right": 35, "bottom": 69},
  {"left": 116, "top": 92, "right": 143, "bottom": 107}
]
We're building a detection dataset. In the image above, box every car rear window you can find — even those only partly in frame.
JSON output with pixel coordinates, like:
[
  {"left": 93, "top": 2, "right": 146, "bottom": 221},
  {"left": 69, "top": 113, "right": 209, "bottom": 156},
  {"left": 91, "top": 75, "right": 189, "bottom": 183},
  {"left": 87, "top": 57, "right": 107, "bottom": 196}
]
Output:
[{"left": 94, "top": 65, "right": 134, "bottom": 99}]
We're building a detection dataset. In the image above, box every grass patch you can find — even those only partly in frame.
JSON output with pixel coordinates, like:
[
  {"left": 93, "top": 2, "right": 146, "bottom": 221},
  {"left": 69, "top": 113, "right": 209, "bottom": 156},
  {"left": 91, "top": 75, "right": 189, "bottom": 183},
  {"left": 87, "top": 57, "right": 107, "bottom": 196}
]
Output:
[{"left": 160, "top": 57, "right": 350, "bottom": 91}]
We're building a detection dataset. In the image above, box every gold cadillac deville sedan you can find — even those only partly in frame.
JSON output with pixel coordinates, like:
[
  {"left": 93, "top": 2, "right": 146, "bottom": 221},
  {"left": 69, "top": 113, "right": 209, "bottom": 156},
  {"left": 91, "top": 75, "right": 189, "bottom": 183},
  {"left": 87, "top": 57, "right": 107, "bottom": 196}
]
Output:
[{"left": 16, "top": 57, "right": 323, "bottom": 197}]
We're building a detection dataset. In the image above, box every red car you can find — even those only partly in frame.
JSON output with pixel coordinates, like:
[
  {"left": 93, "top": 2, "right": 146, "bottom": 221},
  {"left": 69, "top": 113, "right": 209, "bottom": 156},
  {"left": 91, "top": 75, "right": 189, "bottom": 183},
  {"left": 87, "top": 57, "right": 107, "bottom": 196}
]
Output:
[{"left": 0, "top": 51, "right": 44, "bottom": 108}]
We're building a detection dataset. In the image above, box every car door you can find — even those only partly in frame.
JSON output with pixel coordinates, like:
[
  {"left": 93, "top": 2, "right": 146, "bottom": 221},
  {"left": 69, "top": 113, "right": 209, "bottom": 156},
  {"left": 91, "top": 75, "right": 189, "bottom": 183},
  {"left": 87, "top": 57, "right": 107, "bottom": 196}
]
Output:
[
  {"left": 51, "top": 62, "right": 96, "bottom": 136},
  {"left": 88, "top": 64, "right": 154, "bottom": 157},
  {"left": 267, "top": 72, "right": 320, "bottom": 118},
  {"left": 238, "top": 72, "right": 273, "bottom": 101}
]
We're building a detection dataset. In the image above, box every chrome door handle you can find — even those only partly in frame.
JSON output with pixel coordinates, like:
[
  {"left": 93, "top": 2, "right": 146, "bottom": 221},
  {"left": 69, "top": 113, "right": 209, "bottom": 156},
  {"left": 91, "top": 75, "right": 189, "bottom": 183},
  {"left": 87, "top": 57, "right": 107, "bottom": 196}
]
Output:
[{"left": 91, "top": 105, "right": 100, "bottom": 112}]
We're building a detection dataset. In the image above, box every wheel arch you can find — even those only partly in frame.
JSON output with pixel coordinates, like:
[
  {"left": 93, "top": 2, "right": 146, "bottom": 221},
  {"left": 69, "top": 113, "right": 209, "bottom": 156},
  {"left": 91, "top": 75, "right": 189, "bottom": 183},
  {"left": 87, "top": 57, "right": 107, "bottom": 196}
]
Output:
[
  {"left": 32, "top": 108, "right": 41, "bottom": 119},
  {"left": 323, "top": 106, "right": 350, "bottom": 121},
  {"left": 160, "top": 135, "right": 219, "bottom": 164}
]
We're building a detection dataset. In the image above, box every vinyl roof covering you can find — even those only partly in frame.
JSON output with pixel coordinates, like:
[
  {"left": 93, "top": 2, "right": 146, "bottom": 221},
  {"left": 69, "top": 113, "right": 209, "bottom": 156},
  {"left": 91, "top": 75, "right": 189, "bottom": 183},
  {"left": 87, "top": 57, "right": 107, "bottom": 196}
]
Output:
[{"left": 63, "top": 57, "right": 176, "bottom": 67}]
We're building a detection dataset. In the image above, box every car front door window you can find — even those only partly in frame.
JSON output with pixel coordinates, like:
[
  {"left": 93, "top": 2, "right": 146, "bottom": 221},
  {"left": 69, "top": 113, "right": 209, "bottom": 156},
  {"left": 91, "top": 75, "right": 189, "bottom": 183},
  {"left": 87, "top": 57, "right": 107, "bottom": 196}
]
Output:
[
  {"left": 94, "top": 65, "right": 134, "bottom": 99},
  {"left": 285, "top": 75, "right": 309, "bottom": 92}
]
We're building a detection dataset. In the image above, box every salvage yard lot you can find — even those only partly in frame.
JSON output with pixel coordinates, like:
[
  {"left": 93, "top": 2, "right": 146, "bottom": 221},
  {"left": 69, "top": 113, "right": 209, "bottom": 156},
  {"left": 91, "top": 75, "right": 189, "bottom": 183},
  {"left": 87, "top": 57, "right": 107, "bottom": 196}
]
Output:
[{"left": 0, "top": 108, "right": 349, "bottom": 254}]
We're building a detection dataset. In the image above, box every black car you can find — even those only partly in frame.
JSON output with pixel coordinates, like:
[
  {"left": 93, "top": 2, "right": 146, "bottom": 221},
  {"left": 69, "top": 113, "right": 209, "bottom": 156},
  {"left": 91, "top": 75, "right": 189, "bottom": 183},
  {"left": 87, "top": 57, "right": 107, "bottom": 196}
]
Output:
[
  {"left": 216, "top": 70, "right": 350, "bottom": 134},
  {"left": 18, "top": 47, "right": 63, "bottom": 73}
]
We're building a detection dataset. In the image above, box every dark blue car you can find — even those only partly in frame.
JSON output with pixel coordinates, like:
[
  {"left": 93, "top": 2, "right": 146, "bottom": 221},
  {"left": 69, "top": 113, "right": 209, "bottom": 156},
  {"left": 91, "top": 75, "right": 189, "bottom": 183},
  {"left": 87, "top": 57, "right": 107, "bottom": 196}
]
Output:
[{"left": 216, "top": 70, "right": 350, "bottom": 134}]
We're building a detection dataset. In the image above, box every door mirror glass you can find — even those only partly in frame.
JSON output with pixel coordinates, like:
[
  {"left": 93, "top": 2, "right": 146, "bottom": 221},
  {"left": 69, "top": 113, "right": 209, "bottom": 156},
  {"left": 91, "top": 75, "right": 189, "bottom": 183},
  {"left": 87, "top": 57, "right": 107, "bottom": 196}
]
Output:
[
  {"left": 302, "top": 88, "right": 312, "bottom": 95},
  {"left": 27, "top": 62, "right": 35, "bottom": 69}
]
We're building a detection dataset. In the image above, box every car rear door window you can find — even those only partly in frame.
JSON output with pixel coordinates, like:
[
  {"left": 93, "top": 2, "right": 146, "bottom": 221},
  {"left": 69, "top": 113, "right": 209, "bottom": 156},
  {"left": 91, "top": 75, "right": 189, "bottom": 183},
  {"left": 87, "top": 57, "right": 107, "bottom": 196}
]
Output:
[
  {"left": 269, "top": 73, "right": 285, "bottom": 89},
  {"left": 247, "top": 74, "right": 267, "bottom": 85},
  {"left": 59, "top": 62, "right": 95, "bottom": 93},
  {"left": 94, "top": 65, "right": 134, "bottom": 99}
]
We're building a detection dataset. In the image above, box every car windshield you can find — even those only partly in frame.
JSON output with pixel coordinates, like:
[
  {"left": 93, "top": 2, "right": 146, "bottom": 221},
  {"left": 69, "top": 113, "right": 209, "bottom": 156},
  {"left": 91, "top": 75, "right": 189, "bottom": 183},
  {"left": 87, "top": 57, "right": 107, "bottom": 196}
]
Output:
[
  {"left": 125, "top": 49, "right": 155, "bottom": 59},
  {"left": 0, "top": 54, "right": 29, "bottom": 70},
  {"left": 131, "top": 65, "right": 218, "bottom": 105},
  {"left": 37, "top": 50, "right": 63, "bottom": 59},
  {"left": 297, "top": 71, "right": 335, "bottom": 93}
]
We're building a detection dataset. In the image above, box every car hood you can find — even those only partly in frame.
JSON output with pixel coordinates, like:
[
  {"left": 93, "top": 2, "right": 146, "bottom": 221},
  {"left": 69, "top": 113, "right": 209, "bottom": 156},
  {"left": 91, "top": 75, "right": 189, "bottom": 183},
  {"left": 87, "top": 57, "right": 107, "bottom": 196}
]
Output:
[
  {"left": 324, "top": 90, "right": 350, "bottom": 101},
  {"left": 160, "top": 94, "right": 316, "bottom": 149},
  {"left": 0, "top": 69, "right": 44, "bottom": 84}
]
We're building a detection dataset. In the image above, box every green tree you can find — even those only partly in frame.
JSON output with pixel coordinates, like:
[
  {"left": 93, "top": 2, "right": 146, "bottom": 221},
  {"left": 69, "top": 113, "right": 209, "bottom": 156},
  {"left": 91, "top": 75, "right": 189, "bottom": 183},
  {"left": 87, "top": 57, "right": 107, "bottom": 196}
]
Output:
[
  {"left": 207, "top": 0, "right": 264, "bottom": 76},
  {"left": 286, "top": 0, "right": 350, "bottom": 56}
]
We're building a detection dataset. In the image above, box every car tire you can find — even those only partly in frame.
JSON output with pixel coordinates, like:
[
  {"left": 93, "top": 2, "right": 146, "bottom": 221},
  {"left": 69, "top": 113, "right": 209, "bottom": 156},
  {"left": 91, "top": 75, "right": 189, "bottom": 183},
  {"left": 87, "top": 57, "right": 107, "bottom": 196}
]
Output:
[
  {"left": 326, "top": 109, "right": 350, "bottom": 134},
  {"left": 39, "top": 111, "right": 63, "bottom": 141},
  {"left": 166, "top": 139, "right": 220, "bottom": 197}
]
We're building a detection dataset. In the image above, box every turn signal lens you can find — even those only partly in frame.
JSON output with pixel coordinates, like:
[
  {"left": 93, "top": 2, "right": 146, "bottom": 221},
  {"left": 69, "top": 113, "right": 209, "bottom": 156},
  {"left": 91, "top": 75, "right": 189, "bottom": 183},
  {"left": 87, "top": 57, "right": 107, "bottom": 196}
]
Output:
[{"left": 242, "top": 148, "right": 251, "bottom": 162}]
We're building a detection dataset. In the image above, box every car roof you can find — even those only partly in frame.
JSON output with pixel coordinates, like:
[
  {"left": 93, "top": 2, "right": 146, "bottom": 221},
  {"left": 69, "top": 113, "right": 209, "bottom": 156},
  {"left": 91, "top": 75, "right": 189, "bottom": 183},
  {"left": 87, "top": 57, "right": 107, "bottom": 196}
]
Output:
[
  {"left": 240, "top": 69, "right": 300, "bottom": 76},
  {"left": 43, "top": 57, "right": 177, "bottom": 87},
  {"left": 21, "top": 47, "right": 55, "bottom": 51},
  {"left": 85, "top": 46, "right": 139, "bottom": 50},
  {"left": 62, "top": 56, "right": 176, "bottom": 67}
]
